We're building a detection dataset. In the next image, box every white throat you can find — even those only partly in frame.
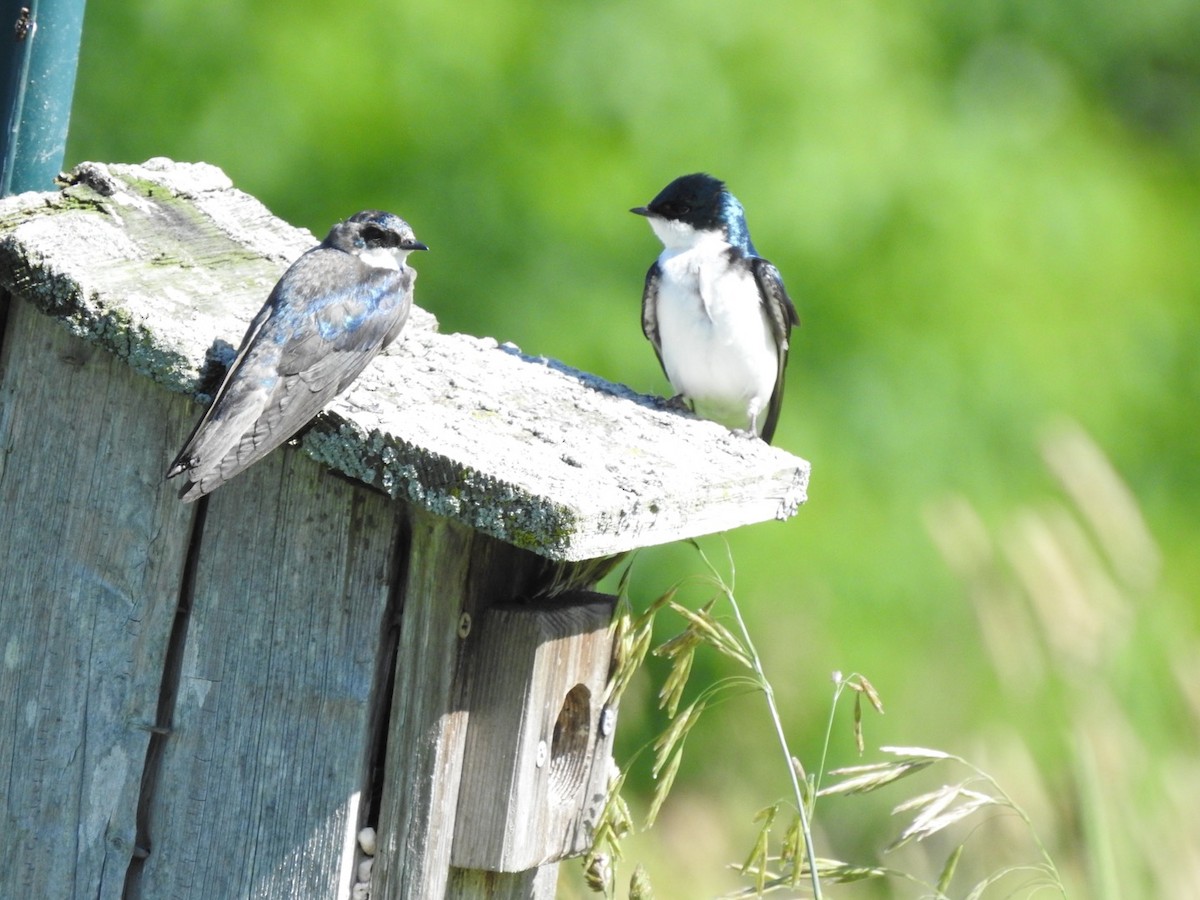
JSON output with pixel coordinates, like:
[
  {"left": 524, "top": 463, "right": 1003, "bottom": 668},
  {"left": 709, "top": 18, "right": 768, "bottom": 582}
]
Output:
[
  {"left": 358, "top": 246, "right": 404, "bottom": 271},
  {"left": 647, "top": 216, "right": 720, "bottom": 252}
]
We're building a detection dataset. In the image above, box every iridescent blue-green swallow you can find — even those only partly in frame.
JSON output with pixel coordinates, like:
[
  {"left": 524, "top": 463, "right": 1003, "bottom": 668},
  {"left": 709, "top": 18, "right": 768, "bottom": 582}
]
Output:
[
  {"left": 167, "top": 210, "right": 427, "bottom": 501},
  {"left": 633, "top": 174, "right": 799, "bottom": 443}
]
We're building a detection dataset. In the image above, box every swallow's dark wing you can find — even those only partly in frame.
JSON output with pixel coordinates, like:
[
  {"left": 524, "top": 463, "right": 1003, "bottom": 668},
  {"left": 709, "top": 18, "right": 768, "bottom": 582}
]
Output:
[
  {"left": 165, "top": 296, "right": 275, "bottom": 480},
  {"left": 751, "top": 256, "right": 800, "bottom": 444},
  {"left": 277, "top": 256, "right": 411, "bottom": 395},
  {"left": 167, "top": 249, "right": 410, "bottom": 500},
  {"left": 640, "top": 262, "right": 666, "bottom": 376}
]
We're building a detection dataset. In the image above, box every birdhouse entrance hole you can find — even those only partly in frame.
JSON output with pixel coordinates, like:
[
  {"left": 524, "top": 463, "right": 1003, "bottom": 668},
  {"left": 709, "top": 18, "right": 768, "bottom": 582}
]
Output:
[{"left": 549, "top": 683, "right": 591, "bottom": 804}]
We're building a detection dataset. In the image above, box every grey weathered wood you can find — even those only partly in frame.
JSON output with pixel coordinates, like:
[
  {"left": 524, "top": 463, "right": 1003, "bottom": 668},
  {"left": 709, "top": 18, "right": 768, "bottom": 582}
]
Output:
[
  {"left": 452, "top": 596, "right": 616, "bottom": 872},
  {"left": 371, "top": 511, "right": 477, "bottom": 899},
  {"left": 0, "top": 296, "right": 195, "bottom": 899},
  {"left": 129, "top": 447, "right": 404, "bottom": 899},
  {"left": 372, "top": 510, "right": 595, "bottom": 899},
  {"left": 446, "top": 864, "right": 560, "bottom": 899},
  {"left": 0, "top": 159, "right": 808, "bottom": 561}
]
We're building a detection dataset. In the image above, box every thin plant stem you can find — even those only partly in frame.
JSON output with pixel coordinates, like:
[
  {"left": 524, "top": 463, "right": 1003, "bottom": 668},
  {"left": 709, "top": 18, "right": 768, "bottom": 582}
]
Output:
[
  {"left": 695, "top": 540, "right": 823, "bottom": 899},
  {"left": 813, "top": 679, "right": 847, "bottom": 796},
  {"left": 958, "top": 758, "right": 1065, "bottom": 893}
]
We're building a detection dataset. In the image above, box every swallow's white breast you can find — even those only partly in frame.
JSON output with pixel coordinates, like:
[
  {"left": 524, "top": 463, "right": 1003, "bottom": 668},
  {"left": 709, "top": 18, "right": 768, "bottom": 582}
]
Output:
[{"left": 653, "top": 231, "right": 778, "bottom": 434}]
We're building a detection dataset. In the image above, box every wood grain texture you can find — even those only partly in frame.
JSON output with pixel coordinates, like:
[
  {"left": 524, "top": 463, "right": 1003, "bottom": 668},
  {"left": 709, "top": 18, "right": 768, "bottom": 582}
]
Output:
[
  {"left": 130, "top": 444, "right": 404, "bottom": 899},
  {"left": 0, "top": 159, "right": 809, "bottom": 561},
  {"left": 0, "top": 297, "right": 196, "bottom": 899},
  {"left": 452, "top": 596, "right": 617, "bottom": 871},
  {"left": 446, "top": 864, "right": 559, "bottom": 900},
  {"left": 372, "top": 509, "right": 585, "bottom": 899},
  {"left": 371, "top": 511, "right": 476, "bottom": 900}
]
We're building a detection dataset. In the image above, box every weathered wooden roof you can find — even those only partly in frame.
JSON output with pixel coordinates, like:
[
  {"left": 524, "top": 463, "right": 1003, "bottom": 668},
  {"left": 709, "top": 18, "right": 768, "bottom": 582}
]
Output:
[{"left": 0, "top": 159, "right": 808, "bottom": 560}]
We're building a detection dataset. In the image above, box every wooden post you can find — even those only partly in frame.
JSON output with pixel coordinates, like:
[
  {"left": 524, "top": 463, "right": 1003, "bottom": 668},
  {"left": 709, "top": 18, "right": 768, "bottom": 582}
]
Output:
[
  {"left": 0, "top": 296, "right": 195, "bottom": 899},
  {"left": 131, "top": 451, "right": 405, "bottom": 898},
  {"left": 0, "top": 159, "right": 810, "bottom": 899}
]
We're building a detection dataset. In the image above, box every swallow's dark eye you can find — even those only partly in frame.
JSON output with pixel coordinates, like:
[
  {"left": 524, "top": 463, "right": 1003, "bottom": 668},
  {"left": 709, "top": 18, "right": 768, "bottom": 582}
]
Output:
[
  {"left": 361, "top": 224, "right": 383, "bottom": 243},
  {"left": 678, "top": 205, "right": 691, "bottom": 214}
]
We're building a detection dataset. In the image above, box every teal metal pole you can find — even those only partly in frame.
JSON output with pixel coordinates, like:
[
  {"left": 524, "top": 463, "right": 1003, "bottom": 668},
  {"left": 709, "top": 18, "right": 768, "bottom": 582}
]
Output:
[{"left": 0, "top": 0, "right": 87, "bottom": 196}]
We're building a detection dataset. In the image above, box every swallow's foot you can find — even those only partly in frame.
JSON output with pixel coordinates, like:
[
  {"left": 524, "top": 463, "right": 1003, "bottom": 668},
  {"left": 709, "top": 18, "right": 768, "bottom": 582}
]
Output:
[{"left": 657, "top": 393, "right": 692, "bottom": 414}]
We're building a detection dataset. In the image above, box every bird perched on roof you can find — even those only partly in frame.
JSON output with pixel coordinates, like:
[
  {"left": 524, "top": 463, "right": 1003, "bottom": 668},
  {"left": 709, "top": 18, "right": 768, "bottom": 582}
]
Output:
[
  {"left": 167, "top": 210, "right": 428, "bottom": 501},
  {"left": 632, "top": 173, "right": 799, "bottom": 443}
]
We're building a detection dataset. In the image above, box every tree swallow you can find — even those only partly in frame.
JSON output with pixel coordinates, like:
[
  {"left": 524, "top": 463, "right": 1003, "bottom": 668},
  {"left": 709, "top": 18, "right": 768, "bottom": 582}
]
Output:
[
  {"left": 632, "top": 173, "right": 799, "bottom": 443},
  {"left": 166, "top": 210, "right": 428, "bottom": 501}
]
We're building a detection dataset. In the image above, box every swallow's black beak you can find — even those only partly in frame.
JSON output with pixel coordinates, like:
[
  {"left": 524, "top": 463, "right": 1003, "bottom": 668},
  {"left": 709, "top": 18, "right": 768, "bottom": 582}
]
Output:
[
  {"left": 630, "top": 206, "right": 651, "bottom": 217},
  {"left": 406, "top": 240, "right": 430, "bottom": 252}
]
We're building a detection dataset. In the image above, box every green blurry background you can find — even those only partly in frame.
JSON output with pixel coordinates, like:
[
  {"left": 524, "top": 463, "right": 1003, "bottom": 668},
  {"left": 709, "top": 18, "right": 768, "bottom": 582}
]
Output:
[{"left": 68, "top": 0, "right": 1199, "bottom": 896}]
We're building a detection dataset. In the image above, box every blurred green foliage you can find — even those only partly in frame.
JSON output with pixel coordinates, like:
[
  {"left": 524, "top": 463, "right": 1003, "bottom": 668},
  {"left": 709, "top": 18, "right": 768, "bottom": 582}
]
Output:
[{"left": 69, "top": 0, "right": 1199, "bottom": 895}]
